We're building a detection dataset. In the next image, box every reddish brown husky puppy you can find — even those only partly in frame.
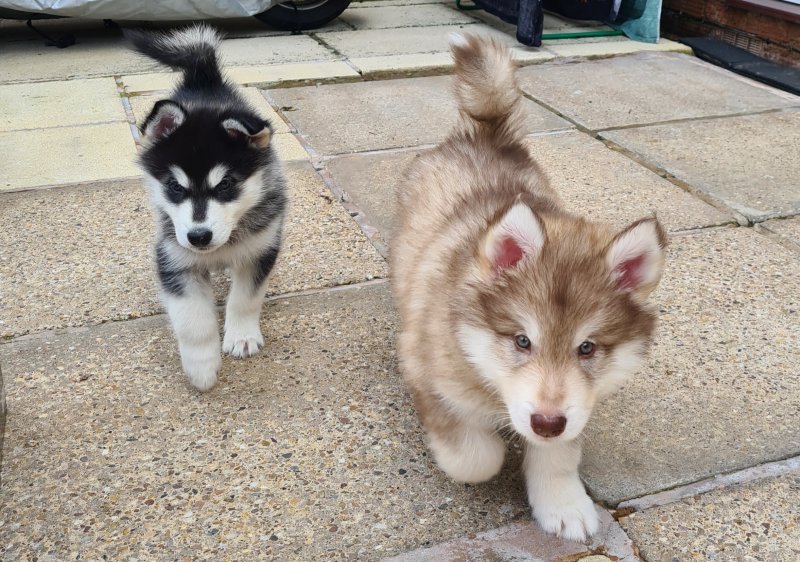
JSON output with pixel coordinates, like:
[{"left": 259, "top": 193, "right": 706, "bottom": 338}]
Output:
[{"left": 391, "top": 34, "right": 666, "bottom": 540}]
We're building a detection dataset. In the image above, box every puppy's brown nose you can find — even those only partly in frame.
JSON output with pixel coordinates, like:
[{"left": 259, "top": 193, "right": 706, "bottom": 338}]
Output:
[{"left": 531, "top": 414, "right": 567, "bottom": 438}]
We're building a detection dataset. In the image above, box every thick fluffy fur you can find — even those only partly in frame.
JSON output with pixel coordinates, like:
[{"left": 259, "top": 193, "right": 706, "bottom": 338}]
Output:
[
  {"left": 129, "top": 25, "right": 287, "bottom": 392},
  {"left": 391, "top": 35, "right": 667, "bottom": 541}
]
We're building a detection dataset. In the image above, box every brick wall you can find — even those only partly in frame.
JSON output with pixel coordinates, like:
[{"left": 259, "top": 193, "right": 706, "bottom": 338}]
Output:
[{"left": 661, "top": 0, "right": 800, "bottom": 67}]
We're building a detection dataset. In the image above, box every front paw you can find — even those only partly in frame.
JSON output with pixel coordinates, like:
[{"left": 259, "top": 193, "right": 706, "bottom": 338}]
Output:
[
  {"left": 222, "top": 326, "right": 264, "bottom": 358},
  {"left": 531, "top": 483, "right": 599, "bottom": 541},
  {"left": 181, "top": 347, "right": 221, "bottom": 392}
]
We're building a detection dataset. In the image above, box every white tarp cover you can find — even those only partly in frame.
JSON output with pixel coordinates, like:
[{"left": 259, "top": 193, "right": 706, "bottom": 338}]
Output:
[{"left": 0, "top": 1, "right": 276, "bottom": 19}]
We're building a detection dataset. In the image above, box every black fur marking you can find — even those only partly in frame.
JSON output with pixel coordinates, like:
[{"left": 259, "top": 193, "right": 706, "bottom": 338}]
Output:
[
  {"left": 253, "top": 245, "right": 280, "bottom": 291},
  {"left": 159, "top": 211, "right": 176, "bottom": 239},
  {"left": 125, "top": 27, "right": 224, "bottom": 92},
  {"left": 156, "top": 243, "right": 187, "bottom": 296},
  {"left": 231, "top": 183, "right": 287, "bottom": 244},
  {"left": 192, "top": 195, "right": 208, "bottom": 222}
]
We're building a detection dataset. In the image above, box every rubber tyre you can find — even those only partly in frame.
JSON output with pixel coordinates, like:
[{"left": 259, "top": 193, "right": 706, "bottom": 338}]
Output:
[{"left": 255, "top": 0, "right": 352, "bottom": 31}]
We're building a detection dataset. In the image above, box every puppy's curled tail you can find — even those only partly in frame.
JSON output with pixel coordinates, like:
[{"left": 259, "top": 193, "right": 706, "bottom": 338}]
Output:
[
  {"left": 449, "top": 33, "right": 525, "bottom": 142},
  {"left": 126, "top": 24, "right": 224, "bottom": 91}
]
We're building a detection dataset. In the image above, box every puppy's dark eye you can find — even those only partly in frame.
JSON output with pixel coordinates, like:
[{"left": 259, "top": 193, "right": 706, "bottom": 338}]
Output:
[
  {"left": 215, "top": 176, "right": 234, "bottom": 192},
  {"left": 515, "top": 334, "right": 531, "bottom": 352},
  {"left": 578, "top": 341, "right": 595, "bottom": 358},
  {"left": 165, "top": 177, "right": 184, "bottom": 195}
]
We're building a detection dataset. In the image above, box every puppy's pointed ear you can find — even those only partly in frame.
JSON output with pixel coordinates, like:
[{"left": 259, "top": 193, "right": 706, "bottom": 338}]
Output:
[
  {"left": 222, "top": 117, "right": 272, "bottom": 148},
  {"left": 607, "top": 217, "right": 667, "bottom": 299},
  {"left": 481, "top": 203, "right": 544, "bottom": 277},
  {"left": 141, "top": 100, "right": 186, "bottom": 144}
]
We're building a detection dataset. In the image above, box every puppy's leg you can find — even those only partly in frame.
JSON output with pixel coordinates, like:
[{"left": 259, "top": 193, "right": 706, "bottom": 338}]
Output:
[
  {"left": 524, "top": 440, "right": 599, "bottom": 541},
  {"left": 428, "top": 424, "right": 506, "bottom": 484},
  {"left": 223, "top": 245, "right": 279, "bottom": 358},
  {"left": 161, "top": 269, "right": 221, "bottom": 392}
]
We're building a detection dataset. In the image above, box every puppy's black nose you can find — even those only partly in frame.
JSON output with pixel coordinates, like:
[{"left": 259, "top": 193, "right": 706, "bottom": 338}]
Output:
[
  {"left": 531, "top": 414, "right": 567, "bottom": 438},
  {"left": 188, "top": 228, "right": 213, "bottom": 248}
]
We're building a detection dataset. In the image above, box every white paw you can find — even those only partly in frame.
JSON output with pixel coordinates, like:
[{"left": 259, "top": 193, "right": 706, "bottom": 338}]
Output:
[
  {"left": 532, "top": 482, "right": 599, "bottom": 541},
  {"left": 222, "top": 326, "right": 264, "bottom": 358},
  {"left": 181, "top": 347, "right": 221, "bottom": 392}
]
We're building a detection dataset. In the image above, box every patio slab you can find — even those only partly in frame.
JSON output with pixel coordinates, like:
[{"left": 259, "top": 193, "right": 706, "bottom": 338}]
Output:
[
  {"left": 339, "top": 3, "right": 476, "bottom": 29},
  {"left": 760, "top": 217, "right": 800, "bottom": 252},
  {"left": 0, "top": 164, "right": 386, "bottom": 339},
  {"left": 219, "top": 35, "right": 339, "bottom": 67},
  {"left": 620, "top": 472, "right": 800, "bottom": 561},
  {"left": 0, "top": 284, "right": 530, "bottom": 561},
  {"left": 516, "top": 52, "right": 800, "bottom": 130},
  {"left": 269, "top": 75, "right": 570, "bottom": 155},
  {"left": 0, "top": 122, "right": 139, "bottom": 191},
  {"left": 323, "top": 131, "right": 731, "bottom": 242},
  {"left": 317, "top": 24, "right": 550, "bottom": 64},
  {"left": 603, "top": 109, "right": 800, "bottom": 222},
  {"left": 0, "top": 78, "right": 126, "bottom": 132},
  {"left": 581, "top": 227, "right": 800, "bottom": 504},
  {"left": 385, "top": 511, "right": 638, "bottom": 562},
  {"left": 0, "top": 37, "right": 161, "bottom": 84},
  {"left": 121, "top": 61, "right": 360, "bottom": 93}
]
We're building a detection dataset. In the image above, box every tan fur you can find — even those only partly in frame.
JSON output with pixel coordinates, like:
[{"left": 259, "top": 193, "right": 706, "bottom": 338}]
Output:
[{"left": 391, "top": 35, "right": 667, "bottom": 540}]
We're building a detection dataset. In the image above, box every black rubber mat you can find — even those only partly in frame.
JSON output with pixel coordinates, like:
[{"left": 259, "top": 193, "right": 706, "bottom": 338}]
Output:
[{"left": 681, "top": 37, "right": 800, "bottom": 96}]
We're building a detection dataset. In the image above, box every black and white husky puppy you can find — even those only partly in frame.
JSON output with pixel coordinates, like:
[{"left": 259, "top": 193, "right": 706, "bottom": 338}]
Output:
[{"left": 128, "top": 25, "right": 287, "bottom": 391}]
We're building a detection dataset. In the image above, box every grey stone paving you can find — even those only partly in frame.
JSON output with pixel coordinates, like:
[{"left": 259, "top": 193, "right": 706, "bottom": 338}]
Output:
[
  {"left": 0, "top": 284, "right": 529, "bottom": 561},
  {"left": 761, "top": 217, "right": 800, "bottom": 252},
  {"left": 268, "top": 75, "right": 571, "bottom": 155},
  {"left": 620, "top": 473, "right": 800, "bottom": 561},
  {"left": 0, "top": 164, "right": 386, "bottom": 338},
  {"left": 516, "top": 53, "right": 800, "bottom": 130},
  {"left": 582, "top": 227, "right": 800, "bottom": 504},
  {"left": 603, "top": 109, "right": 800, "bottom": 222},
  {"left": 2, "top": 18, "right": 800, "bottom": 561},
  {"left": 324, "top": 131, "right": 732, "bottom": 243}
]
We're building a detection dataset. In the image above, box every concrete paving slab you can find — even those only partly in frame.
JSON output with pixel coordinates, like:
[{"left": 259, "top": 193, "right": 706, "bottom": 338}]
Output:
[
  {"left": 219, "top": 35, "right": 339, "bottom": 67},
  {"left": 581, "top": 227, "right": 800, "bottom": 504},
  {"left": 0, "top": 122, "right": 140, "bottom": 191},
  {"left": 323, "top": 132, "right": 731, "bottom": 241},
  {"left": 317, "top": 24, "right": 550, "bottom": 63},
  {"left": 350, "top": 52, "right": 459, "bottom": 78},
  {"left": 760, "top": 217, "right": 800, "bottom": 252},
  {"left": 384, "top": 511, "right": 638, "bottom": 561},
  {"left": 0, "top": 284, "right": 531, "bottom": 561},
  {"left": 0, "top": 38, "right": 162, "bottom": 84},
  {"left": 0, "top": 78, "right": 126, "bottom": 132},
  {"left": 225, "top": 61, "right": 361, "bottom": 88},
  {"left": 471, "top": 9, "right": 614, "bottom": 35},
  {"left": 620, "top": 472, "right": 800, "bottom": 561},
  {"left": 0, "top": 164, "right": 385, "bottom": 338},
  {"left": 339, "top": 4, "right": 476, "bottom": 29},
  {"left": 517, "top": 53, "right": 800, "bottom": 130},
  {"left": 542, "top": 38, "right": 690, "bottom": 58},
  {"left": 350, "top": 49, "right": 555, "bottom": 79},
  {"left": 121, "top": 61, "right": 360, "bottom": 93},
  {"left": 269, "top": 75, "right": 570, "bottom": 154},
  {"left": 602, "top": 110, "right": 800, "bottom": 222}
]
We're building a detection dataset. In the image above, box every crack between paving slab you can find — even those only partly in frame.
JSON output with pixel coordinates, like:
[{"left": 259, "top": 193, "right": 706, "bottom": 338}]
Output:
[
  {"left": 754, "top": 221, "right": 800, "bottom": 255},
  {"left": 0, "top": 278, "right": 389, "bottom": 346},
  {"left": 314, "top": 166, "right": 390, "bottom": 259},
  {"left": 307, "top": 33, "right": 364, "bottom": 77},
  {"left": 519, "top": 91, "right": 800, "bottom": 229},
  {"left": 615, "top": 455, "right": 800, "bottom": 515},
  {"left": 595, "top": 106, "right": 798, "bottom": 134}
]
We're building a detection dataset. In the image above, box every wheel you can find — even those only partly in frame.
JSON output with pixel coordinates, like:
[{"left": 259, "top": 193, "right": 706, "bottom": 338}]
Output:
[{"left": 255, "top": 0, "right": 352, "bottom": 31}]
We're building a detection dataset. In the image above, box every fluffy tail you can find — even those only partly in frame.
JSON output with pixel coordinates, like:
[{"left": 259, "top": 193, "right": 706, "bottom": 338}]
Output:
[
  {"left": 126, "top": 24, "right": 224, "bottom": 91},
  {"left": 449, "top": 33, "right": 525, "bottom": 141}
]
